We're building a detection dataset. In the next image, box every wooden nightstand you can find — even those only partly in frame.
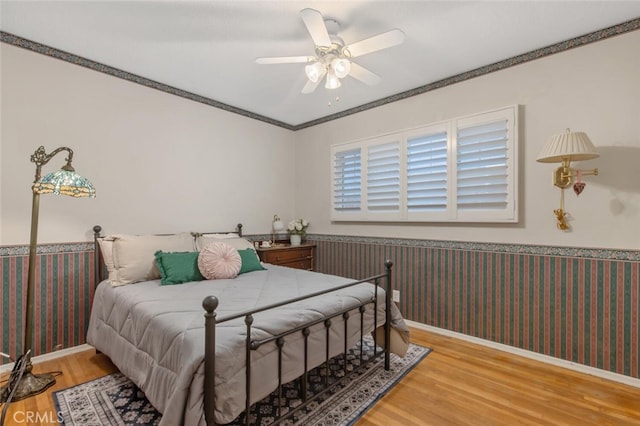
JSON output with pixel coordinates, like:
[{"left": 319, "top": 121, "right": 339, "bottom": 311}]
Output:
[{"left": 256, "top": 243, "right": 316, "bottom": 271}]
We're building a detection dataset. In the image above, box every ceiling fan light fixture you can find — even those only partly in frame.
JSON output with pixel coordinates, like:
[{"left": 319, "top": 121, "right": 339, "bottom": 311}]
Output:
[
  {"left": 256, "top": 8, "right": 405, "bottom": 94},
  {"left": 325, "top": 70, "right": 341, "bottom": 89},
  {"left": 305, "top": 62, "right": 326, "bottom": 83},
  {"left": 331, "top": 57, "right": 351, "bottom": 78}
]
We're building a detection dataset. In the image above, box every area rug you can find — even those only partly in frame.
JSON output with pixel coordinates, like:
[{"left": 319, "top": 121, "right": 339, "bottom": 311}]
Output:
[{"left": 53, "top": 338, "right": 430, "bottom": 425}]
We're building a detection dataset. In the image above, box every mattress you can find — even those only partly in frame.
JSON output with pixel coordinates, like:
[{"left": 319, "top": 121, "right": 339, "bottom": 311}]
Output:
[{"left": 86, "top": 264, "right": 404, "bottom": 425}]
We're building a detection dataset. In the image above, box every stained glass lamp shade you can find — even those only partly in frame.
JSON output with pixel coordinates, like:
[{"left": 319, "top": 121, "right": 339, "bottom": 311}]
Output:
[{"left": 33, "top": 167, "right": 96, "bottom": 197}]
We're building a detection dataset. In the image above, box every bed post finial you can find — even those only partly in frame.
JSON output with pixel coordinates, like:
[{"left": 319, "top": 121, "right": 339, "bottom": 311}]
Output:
[
  {"left": 203, "top": 295, "right": 219, "bottom": 313},
  {"left": 237, "top": 223, "right": 243, "bottom": 237},
  {"left": 384, "top": 259, "right": 393, "bottom": 271},
  {"left": 93, "top": 225, "right": 102, "bottom": 236}
]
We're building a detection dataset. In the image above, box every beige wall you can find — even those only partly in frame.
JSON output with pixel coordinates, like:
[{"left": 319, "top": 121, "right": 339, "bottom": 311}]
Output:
[
  {"left": 293, "top": 30, "right": 640, "bottom": 250},
  {"left": 2, "top": 30, "right": 639, "bottom": 249},
  {"left": 0, "top": 43, "right": 296, "bottom": 244}
]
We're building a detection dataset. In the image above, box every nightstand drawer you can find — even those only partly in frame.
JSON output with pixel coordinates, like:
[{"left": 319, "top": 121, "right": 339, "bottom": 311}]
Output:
[
  {"left": 257, "top": 243, "right": 316, "bottom": 271},
  {"left": 279, "top": 258, "right": 313, "bottom": 270},
  {"left": 262, "top": 247, "right": 312, "bottom": 264}
]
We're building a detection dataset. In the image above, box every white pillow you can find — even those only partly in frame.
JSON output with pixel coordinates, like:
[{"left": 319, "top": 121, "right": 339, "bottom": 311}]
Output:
[
  {"left": 198, "top": 232, "right": 239, "bottom": 239},
  {"left": 195, "top": 235, "right": 254, "bottom": 252},
  {"left": 97, "top": 237, "right": 117, "bottom": 282},
  {"left": 111, "top": 232, "right": 195, "bottom": 286},
  {"left": 198, "top": 242, "right": 241, "bottom": 279}
]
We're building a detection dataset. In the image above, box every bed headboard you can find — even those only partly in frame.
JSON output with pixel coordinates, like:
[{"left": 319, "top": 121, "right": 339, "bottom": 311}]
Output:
[{"left": 92, "top": 223, "right": 243, "bottom": 286}]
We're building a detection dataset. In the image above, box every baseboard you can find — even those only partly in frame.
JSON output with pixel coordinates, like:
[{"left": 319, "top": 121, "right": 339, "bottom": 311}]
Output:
[
  {"left": 407, "top": 320, "right": 640, "bottom": 389},
  {"left": 0, "top": 344, "right": 93, "bottom": 374}
]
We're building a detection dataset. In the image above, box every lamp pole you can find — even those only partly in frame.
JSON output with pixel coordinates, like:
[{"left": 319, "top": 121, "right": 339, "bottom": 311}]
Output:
[{"left": 24, "top": 181, "right": 41, "bottom": 366}]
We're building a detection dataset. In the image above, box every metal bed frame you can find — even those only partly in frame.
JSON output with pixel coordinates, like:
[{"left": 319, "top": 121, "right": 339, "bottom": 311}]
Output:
[{"left": 92, "top": 224, "right": 392, "bottom": 426}]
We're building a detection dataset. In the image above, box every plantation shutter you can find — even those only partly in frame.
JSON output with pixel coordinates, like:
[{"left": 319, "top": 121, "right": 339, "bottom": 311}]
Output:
[
  {"left": 366, "top": 141, "right": 401, "bottom": 214},
  {"left": 456, "top": 119, "right": 509, "bottom": 211},
  {"left": 332, "top": 147, "right": 362, "bottom": 213},
  {"left": 406, "top": 131, "right": 448, "bottom": 212},
  {"left": 330, "top": 106, "right": 517, "bottom": 223}
]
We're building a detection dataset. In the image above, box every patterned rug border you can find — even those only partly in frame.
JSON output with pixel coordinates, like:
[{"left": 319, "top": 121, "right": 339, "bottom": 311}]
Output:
[
  {"left": 345, "top": 344, "right": 431, "bottom": 425},
  {"left": 53, "top": 342, "right": 431, "bottom": 426},
  {"left": 311, "top": 342, "right": 432, "bottom": 426}
]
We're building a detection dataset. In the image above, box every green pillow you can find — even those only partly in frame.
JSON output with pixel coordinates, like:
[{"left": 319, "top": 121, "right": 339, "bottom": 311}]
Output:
[
  {"left": 238, "top": 249, "right": 266, "bottom": 274},
  {"left": 154, "top": 251, "right": 204, "bottom": 285}
]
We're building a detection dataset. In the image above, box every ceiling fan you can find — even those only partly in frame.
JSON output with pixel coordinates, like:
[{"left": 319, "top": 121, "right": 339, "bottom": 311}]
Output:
[{"left": 256, "top": 8, "right": 405, "bottom": 94}]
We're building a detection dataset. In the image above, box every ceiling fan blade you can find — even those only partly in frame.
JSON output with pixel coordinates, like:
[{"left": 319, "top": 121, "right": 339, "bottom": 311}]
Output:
[
  {"left": 302, "top": 78, "right": 321, "bottom": 94},
  {"left": 349, "top": 63, "right": 381, "bottom": 86},
  {"left": 256, "top": 56, "right": 314, "bottom": 64},
  {"left": 346, "top": 29, "right": 405, "bottom": 58},
  {"left": 300, "top": 8, "right": 332, "bottom": 48}
]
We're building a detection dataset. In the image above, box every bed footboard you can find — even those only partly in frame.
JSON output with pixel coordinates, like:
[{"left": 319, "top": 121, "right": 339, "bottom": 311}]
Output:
[{"left": 202, "top": 260, "right": 394, "bottom": 426}]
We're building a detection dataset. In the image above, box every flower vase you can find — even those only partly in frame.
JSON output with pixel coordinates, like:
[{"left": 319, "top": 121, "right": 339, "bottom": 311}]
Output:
[{"left": 290, "top": 234, "right": 302, "bottom": 246}]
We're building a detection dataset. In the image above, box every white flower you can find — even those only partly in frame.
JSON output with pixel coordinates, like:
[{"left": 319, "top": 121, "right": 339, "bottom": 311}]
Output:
[{"left": 287, "top": 218, "right": 309, "bottom": 236}]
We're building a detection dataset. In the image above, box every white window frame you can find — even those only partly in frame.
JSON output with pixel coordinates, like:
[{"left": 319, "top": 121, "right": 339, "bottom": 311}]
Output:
[{"left": 330, "top": 105, "right": 519, "bottom": 223}]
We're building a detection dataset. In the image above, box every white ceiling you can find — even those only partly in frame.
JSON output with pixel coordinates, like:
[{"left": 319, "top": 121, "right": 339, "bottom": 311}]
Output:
[{"left": 2, "top": 1, "right": 640, "bottom": 128}]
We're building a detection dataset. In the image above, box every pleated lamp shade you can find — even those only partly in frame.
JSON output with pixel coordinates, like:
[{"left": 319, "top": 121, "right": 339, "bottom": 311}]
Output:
[{"left": 537, "top": 129, "right": 599, "bottom": 163}]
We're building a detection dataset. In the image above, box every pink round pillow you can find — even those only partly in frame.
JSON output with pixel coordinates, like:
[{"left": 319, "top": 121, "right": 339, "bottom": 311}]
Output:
[{"left": 198, "top": 242, "right": 241, "bottom": 279}]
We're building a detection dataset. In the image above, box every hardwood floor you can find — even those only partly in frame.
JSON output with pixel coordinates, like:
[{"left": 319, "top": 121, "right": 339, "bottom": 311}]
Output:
[
  {"left": 2, "top": 327, "right": 639, "bottom": 425},
  {"left": 359, "top": 328, "right": 640, "bottom": 426},
  {"left": 1, "top": 350, "right": 116, "bottom": 425}
]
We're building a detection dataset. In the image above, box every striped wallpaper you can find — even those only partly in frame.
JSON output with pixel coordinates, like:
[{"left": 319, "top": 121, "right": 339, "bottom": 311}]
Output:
[
  {"left": 311, "top": 237, "right": 639, "bottom": 379},
  {"left": 0, "top": 244, "right": 95, "bottom": 366},
  {"left": 1, "top": 237, "right": 638, "bottom": 380}
]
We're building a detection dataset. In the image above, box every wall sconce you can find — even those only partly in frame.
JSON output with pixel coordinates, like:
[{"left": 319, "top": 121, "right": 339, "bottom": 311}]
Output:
[{"left": 536, "top": 129, "right": 599, "bottom": 230}]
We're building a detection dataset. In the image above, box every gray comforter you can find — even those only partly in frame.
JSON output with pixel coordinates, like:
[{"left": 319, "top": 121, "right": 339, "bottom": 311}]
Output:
[{"left": 86, "top": 264, "right": 407, "bottom": 425}]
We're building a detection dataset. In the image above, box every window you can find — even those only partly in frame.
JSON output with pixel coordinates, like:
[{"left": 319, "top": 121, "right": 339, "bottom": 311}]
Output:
[
  {"left": 406, "top": 123, "right": 450, "bottom": 221},
  {"left": 331, "top": 106, "right": 518, "bottom": 223},
  {"left": 455, "top": 109, "right": 515, "bottom": 221},
  {"left": 332, "top": 147, "right": 361, "bottom": 212},
  {"left": 366, "top": 138, "right": 401, "bottom": 218}
]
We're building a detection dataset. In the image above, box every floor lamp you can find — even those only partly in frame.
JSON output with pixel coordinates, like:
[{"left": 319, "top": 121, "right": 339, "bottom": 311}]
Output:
[{"left": 0, "top": 146, "right": 95, "bottom": 403}]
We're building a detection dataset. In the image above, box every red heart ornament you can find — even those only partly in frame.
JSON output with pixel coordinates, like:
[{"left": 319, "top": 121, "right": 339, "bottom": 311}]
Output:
[{"left": 573, "top": 181, "right": 586, "bottom": 196}]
